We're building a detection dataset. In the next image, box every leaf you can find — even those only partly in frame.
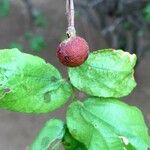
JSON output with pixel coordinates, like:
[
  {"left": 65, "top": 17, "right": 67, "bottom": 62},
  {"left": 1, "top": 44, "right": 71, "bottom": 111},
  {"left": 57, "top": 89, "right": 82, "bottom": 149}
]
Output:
[
  {"left": 9, "top": 42, "right": 24, "bottom": 51},
  {"left": 51, "top": 142, "right": 60, "bottom": 150},
  {"left": 62, "top": 128, "right": 86, "bottom": 150},
  {"left": 29, "top": 119, "right": 65, "bottom": 150},
  {"left": 84, "top": 98, "right": 150, "bottom": 150},
  {"left": 67, "top": 98, "right": 150, "bottom": 150},
  {"left": 30, "top": 35, "right": 47, "bottom": 52},
  {"left": 0, "top": 49, "right": 72, "bottom": 113},
  {"left": 32, "top": 10, "right": 48, "bottom": 27},
  {"left": 143, "top": 3, "right": 150, "bottom": 24},
  {"left": 0, "top": 0, "right": 10, "bottom": 16},
  {"left": 124, "top": 143, "right": 136, "bottom": 150},
  {"left": 67, "top": 102, "right": 124, "bottom": 150},
  {"left": 68, "top": 49, "right": 137, "bottom": 98}
]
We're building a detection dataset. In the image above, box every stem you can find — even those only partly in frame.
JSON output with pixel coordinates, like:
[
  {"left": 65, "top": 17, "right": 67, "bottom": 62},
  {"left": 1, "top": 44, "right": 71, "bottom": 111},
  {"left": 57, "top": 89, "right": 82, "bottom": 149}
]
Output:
[{"left": 66, "top": 0, "right": 76, "bottom": 37}]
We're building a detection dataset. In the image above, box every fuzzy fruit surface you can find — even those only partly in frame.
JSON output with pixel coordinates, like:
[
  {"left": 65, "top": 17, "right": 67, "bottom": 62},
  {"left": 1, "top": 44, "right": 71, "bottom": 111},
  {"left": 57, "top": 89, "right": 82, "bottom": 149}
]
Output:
[{"left": 57, "top": 36, "right": 89, "bottom": 67}]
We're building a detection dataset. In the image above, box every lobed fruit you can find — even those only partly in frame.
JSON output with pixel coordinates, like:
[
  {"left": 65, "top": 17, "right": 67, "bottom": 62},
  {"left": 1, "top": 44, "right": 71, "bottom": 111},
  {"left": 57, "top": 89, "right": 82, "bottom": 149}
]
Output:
[{"left": 57, "top": 36, "right": 89, "bottom": 67}]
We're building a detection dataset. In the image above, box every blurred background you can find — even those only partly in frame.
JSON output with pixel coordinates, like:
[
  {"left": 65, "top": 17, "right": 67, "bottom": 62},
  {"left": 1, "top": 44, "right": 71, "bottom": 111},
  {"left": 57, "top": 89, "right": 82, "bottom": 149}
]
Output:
[{"left": 0, "top": 0, "right": 150, "bottom": 149}]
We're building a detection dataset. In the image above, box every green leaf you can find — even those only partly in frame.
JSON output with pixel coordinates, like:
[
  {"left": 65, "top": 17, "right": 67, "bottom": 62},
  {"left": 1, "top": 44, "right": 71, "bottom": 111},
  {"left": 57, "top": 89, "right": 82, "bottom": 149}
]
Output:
[
  {"left": 67, "top": 98, "right": 150, "bottom": 150},
  {"left": 62, "top": 128, "right": 86, "bottom": 150},
  {"left": 143, "top": 3, "right": 150, "bottom": 24},
  {"left": 51, "top": 142, "right": 60, "bottom": 150},
  {"left": 124, "top": 143, "right": 136, "bottom": 150},
  {"left": 9, "top": 42, "right": 24, "bottom": 51},
  {"left": 32, "top": 10, "right": 48, "bottom": 27},
  {"left": 67, "top": 100, "right": 124, "bottom": 150},
  {"left": 24, "top": 31, "right": 33, "bottom": 40},
  {"left": 24, "top": 32, "right": 47, "bottom": 52},
  {"left": 0, "top": 49, "right": 72, "bottom": 113},
  {"left": 0, "top": 0, "right": 10, "bottom": 16},
  {"left": 84, "top": 98, "right": 150, "bottom": 150},
  {"left": 29, "top": 119, "right": 65, "bottom": 150},
  {"left": 68, "top": 49, "right": 137, "bottom": 98},
  {"left": 30, "top": 35, "right": 47, "bottom": 52}
]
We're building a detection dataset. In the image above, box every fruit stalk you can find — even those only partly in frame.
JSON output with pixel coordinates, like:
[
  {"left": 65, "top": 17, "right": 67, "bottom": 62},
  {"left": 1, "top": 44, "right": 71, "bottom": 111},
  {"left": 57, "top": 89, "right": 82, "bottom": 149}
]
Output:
[
  {"left": 66, "top": 0, "right": 76, "bottom": 37},
  {"left": 57, "top": 0, "right": 89, "bottom": 67}
]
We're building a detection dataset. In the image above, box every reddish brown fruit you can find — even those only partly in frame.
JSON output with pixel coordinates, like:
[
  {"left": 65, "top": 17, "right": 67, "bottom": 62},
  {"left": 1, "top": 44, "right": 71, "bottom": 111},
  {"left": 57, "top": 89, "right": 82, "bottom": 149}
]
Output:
[{"left": 57, "top": 36, "right": 89, "bottom": 67}]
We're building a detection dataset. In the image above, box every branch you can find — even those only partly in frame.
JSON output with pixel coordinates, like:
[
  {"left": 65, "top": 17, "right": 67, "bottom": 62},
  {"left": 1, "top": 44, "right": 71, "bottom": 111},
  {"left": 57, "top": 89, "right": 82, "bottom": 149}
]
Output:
[
  {"left": 101, "top": 18, "right": 123, "bottom": 35},
  {"left": 22, "top": 0, "right": 34, "bottom": 28}
]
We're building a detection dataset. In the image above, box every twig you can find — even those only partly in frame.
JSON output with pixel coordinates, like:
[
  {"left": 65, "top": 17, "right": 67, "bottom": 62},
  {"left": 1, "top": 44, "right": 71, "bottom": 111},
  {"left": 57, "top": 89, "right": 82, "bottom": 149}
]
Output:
[
  {"left": 101, "top": 18, "right": 123, "bottom": 35},
  {"left": 66, "top": 0, "right": 76, "bottom": 37},
  {"left": 22, "top": 0, "right": 34, "bottom": 29},
  {"left": 88, "top": 0, "right": 104, "bottom": 8}
]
